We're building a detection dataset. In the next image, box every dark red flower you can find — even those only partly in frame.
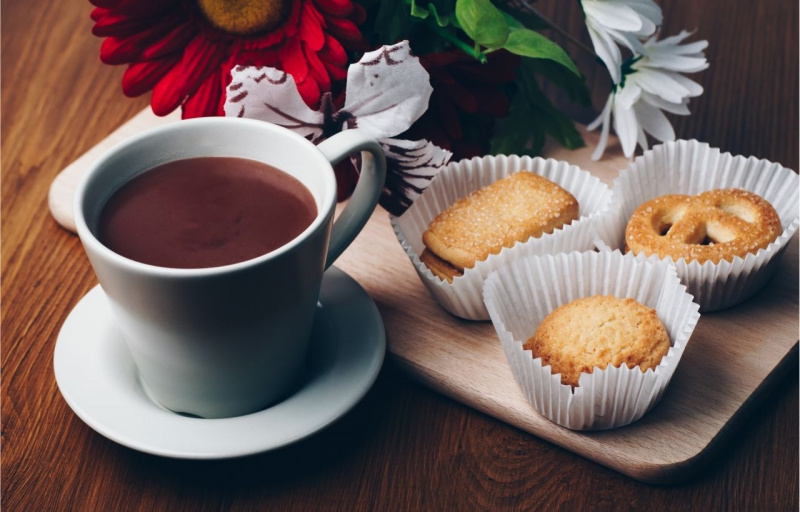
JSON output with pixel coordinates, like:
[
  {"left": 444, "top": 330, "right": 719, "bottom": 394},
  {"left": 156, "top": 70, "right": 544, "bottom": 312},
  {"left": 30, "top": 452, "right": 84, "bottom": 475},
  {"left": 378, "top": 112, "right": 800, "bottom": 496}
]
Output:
[
  {"left": 90, "top": 0, "right": 365, "bottom": 118},
  {"left": 405, "top": 50, "right": 520, "bottom": 159}
]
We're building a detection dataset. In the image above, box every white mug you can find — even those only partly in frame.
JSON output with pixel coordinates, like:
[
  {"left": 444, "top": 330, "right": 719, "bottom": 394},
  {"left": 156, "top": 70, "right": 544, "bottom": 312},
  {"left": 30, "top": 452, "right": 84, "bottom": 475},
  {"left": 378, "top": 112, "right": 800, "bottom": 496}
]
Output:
[{"left": 74, "top": 117, "right": 386, "bottom": 418}]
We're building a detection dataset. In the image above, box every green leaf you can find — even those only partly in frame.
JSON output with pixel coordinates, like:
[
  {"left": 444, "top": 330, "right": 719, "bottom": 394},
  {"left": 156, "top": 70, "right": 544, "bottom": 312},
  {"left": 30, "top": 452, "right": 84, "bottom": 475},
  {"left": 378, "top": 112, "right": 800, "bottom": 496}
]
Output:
[
  {"left": 410, "top": 0, "right": 430, "bottom": 19},
  {"left": 503, "top": 27, "right": 580, "bottom": 76},
  {"left": 411, "top": 0, "right": 457, "bottom": 27},
  {"left": 455, "top": 0, "right": 509, "bottom": 48},
  {"left": 427, "top": 3, "right": 454, "bottom": 27}
]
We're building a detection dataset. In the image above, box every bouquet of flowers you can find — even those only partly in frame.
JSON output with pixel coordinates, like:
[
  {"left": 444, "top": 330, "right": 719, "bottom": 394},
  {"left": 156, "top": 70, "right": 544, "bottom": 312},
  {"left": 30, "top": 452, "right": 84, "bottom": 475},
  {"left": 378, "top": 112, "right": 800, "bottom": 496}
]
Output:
[{"left": 90, "top": 0, "right": 707, "bottom": 214}]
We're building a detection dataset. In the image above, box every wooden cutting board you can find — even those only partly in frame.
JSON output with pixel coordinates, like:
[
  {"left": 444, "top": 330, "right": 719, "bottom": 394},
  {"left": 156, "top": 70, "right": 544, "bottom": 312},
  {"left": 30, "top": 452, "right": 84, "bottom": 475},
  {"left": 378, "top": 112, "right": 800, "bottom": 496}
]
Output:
[{"left": 48, "top": 109, "right": 799, "bottom": 484}]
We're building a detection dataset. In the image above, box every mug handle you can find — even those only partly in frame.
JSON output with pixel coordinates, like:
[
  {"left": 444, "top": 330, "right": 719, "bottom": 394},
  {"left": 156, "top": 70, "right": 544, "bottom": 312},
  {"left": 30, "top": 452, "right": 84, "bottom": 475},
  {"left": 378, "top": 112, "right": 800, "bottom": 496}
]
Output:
[{"left": 317, "top": 130, "right": 387, "bottom": 270}]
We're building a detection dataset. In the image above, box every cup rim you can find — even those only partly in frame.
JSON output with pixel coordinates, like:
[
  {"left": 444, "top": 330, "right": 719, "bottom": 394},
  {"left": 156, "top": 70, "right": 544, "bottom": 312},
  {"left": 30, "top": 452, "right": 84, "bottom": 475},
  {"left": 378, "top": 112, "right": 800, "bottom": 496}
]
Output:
[{"left": 74, "top": 117, "right": 337, "bottom": 277}]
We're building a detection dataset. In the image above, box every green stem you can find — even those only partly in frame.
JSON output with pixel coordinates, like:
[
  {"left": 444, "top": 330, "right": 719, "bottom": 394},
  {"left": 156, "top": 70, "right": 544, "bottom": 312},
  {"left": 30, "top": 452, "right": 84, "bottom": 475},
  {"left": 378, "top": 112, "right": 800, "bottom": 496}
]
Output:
[{"left": 431, "top": 24, "right": 487, "bottom": 62}]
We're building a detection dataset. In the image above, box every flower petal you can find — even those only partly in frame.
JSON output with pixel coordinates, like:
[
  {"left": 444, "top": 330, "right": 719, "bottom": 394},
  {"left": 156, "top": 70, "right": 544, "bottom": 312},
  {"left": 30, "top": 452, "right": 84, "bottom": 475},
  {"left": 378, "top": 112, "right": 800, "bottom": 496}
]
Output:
[
  {"left": 582, "top": 1, "right": 643, "bottom": 31},
  {"left": 299, "top": 1, "right": 326, "bottom": 52},
  {"left": 182, "top": 67, "right": 224, "bottom": 118},
  {"left": 99, "top": 17, "right": 194, "bottom": 64},
  {"left": 633, "top": 101, "right": 675, "bottom": 142},
  {"left": 313, "top": 0, "right": 353, "bottom": 17},
  {"left": 664, "top": 71, "right": 704, "bottom": 97},
  {"left": 278, "top": 37, "right": 309, "bottom": 84},
  {"left": 641, "top": 92, "right": 691, "bottom": 115},
  {"left": 224, "top": 66, "right": 324, "bottom": 142},
  {"left": 590, "top": 93, "right": 613, "bottom": 160},
  {"left": 620, "top": 0, "right": 662, "bottom": 26},
  {"left": 303, "top": 40, "right": 331, "bottom": 91},
  {"left": 343, "top": 41, "right": 433, "bottom": 139},
  {"left": 641, "top": 54, "right": 709, "bottom": 73},
  {"left": 612, "top": 96, "right": 639, "bottom": 158},
  {"left": 122, "top": 56, "right": 180, "bottom": 97},
  {"left": 319, "top": 34, "right": 347, "bottom": 67},
  {"left": 92, "top": 3, "right": 177, "bottom": 37},
  {"left": 325, "top": 16, "right": 361, "bottom": 42},
  {"left": 616, "top": 82, "right": 641, "bottom": 110},
  {"left": 650, "top": 30, "right": 694, "bottom": 48},
  {"left": 379, "top": 138, "right": 452, "bottom": 215},
  {"left": 627, "top": 69, "right": 689, "bottom": 103},
  {"left": 295, "top": 76, "right": 322, "bottom": 107},
  {"left": 587, "top": 23, "right": 621, "bottom": 84},
  {"left": 151, "top": 36, "right": 225, "bottom": 115},
  {"left": 604, "top": 26, "right": 647, "bottom": 54},
  {"left": 636, "top": 123, "right": 649, "bottom": 152}
]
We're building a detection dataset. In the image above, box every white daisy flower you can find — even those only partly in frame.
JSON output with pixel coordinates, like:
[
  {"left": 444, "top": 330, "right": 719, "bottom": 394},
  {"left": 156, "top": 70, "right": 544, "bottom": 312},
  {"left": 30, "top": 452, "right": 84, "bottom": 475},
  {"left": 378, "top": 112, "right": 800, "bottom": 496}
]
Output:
[
  {"left": 590, "top": 31, "right": 709, "bottom": 160},
  {"left": 582, "top": 0, "right": 663, "bottom": 83}
]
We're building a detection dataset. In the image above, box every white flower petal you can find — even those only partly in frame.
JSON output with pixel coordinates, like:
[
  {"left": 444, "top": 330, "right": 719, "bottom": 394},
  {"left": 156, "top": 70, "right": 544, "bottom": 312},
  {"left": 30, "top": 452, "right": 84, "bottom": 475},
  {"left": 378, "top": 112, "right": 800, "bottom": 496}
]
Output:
[
  {"left": 613, "top": 96, "right": 639, "bottom": 157},
  {"left": 583, "top": 1, "right": 643, "bottom": 31},
  {"left": 667, "top": 39, "right": 709, "bottom": 55},
  {"left": 587, "top": 23, "right": 622, "bottom": 83},
  {"left": 343, "top": 41, "right": 433, "bottom": 139},
  {"left": 650, "top": 30, "right": 694, "bottom": 48},
  {"left": 642, "top": 54, "right": 709, "bottom": 73},
  {"left": 605, "top": 26, "right": 647, "bottom": 54},
  {"left": 637, "top": 123, "right": 649, "bottom": 152},
  {"left": 665, "top": 71, "right": 705, "bottom": 97},
  {"left": 628, "top": 69, "right": 689, "bottom": 103},
  {"left": 619, "top": 0, "right": 663, "bottom": 26},
  {"left": 633, "top": 101, "right": 676, "bottom": 142},
  {"left": 637, "top": 16, "right": 657, "bottom": 37},
  {"left": 591, "top": 93, "right": 614, "bottom": 160},
  {"left": 225, "top": 66, "right": 324, "bottom": 142},
  {"left": 616, "top": 83, "right": 641, "bottom": 110},
  {"left": 641, "top": 92, "right": 691, "bottom": 115}
]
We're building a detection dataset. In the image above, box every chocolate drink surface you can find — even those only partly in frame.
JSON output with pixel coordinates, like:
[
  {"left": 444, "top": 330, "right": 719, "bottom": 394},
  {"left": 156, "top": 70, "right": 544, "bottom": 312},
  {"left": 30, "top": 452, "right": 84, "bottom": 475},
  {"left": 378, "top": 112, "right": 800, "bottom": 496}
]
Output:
[{"left": 98, "top": 157, "right": 317, "bottom": 269}]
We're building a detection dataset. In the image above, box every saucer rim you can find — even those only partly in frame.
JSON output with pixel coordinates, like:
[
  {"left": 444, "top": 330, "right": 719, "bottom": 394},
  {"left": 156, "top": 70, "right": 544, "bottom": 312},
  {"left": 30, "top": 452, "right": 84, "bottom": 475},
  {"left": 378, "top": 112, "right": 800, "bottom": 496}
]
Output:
[{"left": 53, "top": 266, "right": 385, "bottom": 459}]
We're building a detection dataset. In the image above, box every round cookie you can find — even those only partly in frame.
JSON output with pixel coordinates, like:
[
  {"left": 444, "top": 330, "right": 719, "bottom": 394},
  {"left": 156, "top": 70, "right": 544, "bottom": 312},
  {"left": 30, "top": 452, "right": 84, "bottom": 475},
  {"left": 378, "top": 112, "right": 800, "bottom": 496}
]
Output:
[
  {"left": 625, "top": 188, "right": 782, "bottom": 264},
  {"left": 524, "top": 295, "right": 670, "bottom": 387}
]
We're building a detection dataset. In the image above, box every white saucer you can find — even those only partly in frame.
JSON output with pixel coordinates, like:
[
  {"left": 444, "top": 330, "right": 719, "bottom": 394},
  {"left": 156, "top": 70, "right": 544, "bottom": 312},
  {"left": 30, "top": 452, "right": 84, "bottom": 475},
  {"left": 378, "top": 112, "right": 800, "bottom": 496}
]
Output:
[{"left": 54, "top": 267, "right": 385, "bottom": 459}]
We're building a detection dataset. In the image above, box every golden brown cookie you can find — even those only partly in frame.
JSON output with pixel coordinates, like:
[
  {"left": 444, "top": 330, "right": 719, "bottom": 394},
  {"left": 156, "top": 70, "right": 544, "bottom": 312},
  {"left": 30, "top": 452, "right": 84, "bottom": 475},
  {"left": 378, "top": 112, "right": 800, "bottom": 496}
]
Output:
[
  {"left": 422, "top": 172, "right": 579, "bottom": 276},
  {"left": 419, "top": 249, "right": 461, "bottom": 282},
  {"left": 524, "top": 295, "right": 670, "bottom": 388},
  {"left": 625, "top": 189, "right": 782, "bottom": 264}
]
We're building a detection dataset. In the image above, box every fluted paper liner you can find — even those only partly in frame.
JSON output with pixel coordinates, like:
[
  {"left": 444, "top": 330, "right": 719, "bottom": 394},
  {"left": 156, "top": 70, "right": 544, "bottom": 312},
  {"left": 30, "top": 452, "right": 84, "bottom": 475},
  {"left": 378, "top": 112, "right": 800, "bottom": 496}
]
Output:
[
  {"left": 392, "top": 155, "right": 613, "bottom": 320},
  {"left": 595, "top": 140, "right": 799, "bottom": 311},
  {"left": 484, "top": 251, "right": 700, "bottom": 430}
]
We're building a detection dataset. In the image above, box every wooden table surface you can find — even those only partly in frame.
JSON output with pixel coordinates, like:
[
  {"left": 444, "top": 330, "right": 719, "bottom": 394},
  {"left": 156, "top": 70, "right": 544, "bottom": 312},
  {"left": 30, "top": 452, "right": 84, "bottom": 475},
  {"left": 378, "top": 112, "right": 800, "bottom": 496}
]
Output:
[{"left": 2, "top": 0, "right": 797, "bottom": 510}]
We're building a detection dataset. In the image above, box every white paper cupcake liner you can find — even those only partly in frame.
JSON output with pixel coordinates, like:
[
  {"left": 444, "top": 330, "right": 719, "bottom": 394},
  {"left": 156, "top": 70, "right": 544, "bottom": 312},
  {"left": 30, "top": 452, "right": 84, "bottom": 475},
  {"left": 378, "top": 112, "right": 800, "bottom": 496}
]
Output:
[
  {"left": 595, "top": 140, "right": 799, "bottom": 312},
  {"left": 484, "top": 250, "right": 700, "bottom": 430},
  {"left": 391, "top": 155, "right": 614, "bottom": 320}
]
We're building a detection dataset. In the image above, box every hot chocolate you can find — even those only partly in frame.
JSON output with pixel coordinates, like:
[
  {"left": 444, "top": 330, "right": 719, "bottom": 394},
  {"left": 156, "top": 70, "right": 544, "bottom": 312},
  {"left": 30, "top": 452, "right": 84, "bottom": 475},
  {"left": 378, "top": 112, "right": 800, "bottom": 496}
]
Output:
[{"left": 98, "top": 157, "right": 317, "bottom": 268}]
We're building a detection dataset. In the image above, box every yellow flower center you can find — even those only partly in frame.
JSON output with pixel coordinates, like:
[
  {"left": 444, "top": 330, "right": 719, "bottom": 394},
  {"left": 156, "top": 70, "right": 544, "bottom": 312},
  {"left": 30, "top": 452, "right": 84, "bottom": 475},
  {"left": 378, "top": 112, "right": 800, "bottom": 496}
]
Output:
[{"left": 197, "top": 0, "right": 290, "bottom": 36}]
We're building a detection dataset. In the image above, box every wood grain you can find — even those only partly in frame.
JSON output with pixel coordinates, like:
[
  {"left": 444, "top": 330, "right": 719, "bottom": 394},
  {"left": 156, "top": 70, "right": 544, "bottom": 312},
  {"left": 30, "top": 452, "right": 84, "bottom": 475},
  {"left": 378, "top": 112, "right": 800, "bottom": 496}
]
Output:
[{"left": 2, "top": 0, "right": 798, "bottom": 510}]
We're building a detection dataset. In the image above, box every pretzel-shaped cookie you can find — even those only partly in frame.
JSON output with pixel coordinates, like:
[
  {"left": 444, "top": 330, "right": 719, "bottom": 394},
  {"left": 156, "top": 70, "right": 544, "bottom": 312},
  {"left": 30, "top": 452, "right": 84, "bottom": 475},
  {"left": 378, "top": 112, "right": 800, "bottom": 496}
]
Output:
[{"left": 625, "top": 189, "right": 782, "bottom": 264}]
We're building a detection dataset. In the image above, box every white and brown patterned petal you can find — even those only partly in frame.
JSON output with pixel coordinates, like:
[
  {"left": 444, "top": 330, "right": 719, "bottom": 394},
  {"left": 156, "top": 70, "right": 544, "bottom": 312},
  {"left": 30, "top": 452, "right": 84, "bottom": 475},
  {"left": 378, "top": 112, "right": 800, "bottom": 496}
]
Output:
[
  {"left": 378, "top": 138, "right": 451, "bottom": 215},
  {"left": 224, "top": 65, "right": 325, "bottom": 142},
  {"left": 343, "top": 41, "right": 433, "bottom": 140}
]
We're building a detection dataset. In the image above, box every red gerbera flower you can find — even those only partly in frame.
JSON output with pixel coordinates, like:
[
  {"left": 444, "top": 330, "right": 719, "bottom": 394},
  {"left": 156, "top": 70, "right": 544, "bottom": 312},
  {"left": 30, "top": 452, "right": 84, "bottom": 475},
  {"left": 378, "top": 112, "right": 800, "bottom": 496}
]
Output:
[
  {"left": 406, "top": 50, "right": 520, "bottom": 158},
  {"left": 90, "top": 0, "right": 365, "bottom": 118}
]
